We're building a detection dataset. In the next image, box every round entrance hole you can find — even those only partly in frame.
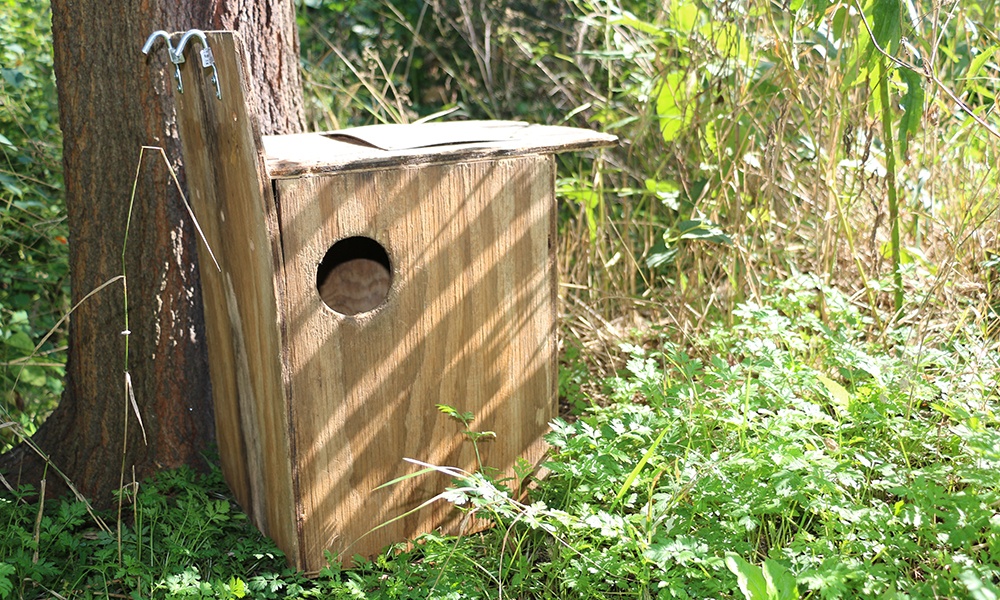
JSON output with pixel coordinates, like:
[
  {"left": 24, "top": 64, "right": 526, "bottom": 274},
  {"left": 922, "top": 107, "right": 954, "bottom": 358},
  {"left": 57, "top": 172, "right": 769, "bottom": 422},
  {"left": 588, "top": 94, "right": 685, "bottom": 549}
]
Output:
[{"left": 316, "top": 236, "right": 392, "bottom": 316}]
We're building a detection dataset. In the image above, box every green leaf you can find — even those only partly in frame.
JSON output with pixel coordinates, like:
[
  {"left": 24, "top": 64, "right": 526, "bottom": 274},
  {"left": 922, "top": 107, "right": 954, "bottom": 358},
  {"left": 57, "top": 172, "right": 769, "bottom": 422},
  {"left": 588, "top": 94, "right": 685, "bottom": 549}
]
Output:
[
  {"left": 669, "top": 0, "right": 699, "bottom": 33},
  {"left": 656, "top": 71, "right": 695, "bottom": 143},
  {"left": 644, "top": 179, "right": 681, "bottom": 211},
  {"left": 897, "top": 68, "right": 924, "bottom": 158},
  {"left": 870, "top": 0, "right": 902, "bottom": 57},
  {"left": 763, "top": 559, "right": 800, "bottom": 600},
  {"left": 0, "top": 173, "right": 23, "bottom": 198},
  {"left": 646, "top": 242, "right": 678, "bottom": 270},
  {"left": 614, "top": 425, "right": 669, "bottom": 504},
  {"left": 817, "top": 374, "right": 850, "bottom": 414},
  {"left": 228, "top": 576, "right": 247, "bottom": 599},
  {"left": 959, "top": 569, "right": 1000, "bottom": 600},
  {"left": 726, "top": 554, "right": 770, "bottom": 600},
  {"left": 0, "top": 562, "right": 15, "bottom": 600},
  {"left": 0, "top": 133, "right": 15, "bottom": 148},
  {"left": 4, "top": 331, "right": 34, "bottom": 353},
  {"left": 675, "top": 219, "right": 733, "bottom": 245},
  {"left": 18, "top": 366, "right": 47, "bottom": 387},
  {"left": 965, "top": 45, "right": 1000, "bottom": 93},
  {"left": 436, "top": 404, "right": 474, "bottom": 425},
  {"left": 709, "top": 22, "right": 752, "bottom": 65}
]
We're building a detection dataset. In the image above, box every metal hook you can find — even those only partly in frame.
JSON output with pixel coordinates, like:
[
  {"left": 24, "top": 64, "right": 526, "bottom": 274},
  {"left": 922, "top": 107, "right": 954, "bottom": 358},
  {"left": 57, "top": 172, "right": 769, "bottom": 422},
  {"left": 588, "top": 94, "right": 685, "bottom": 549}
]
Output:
[
  {"left": 142, "top": 30, "right": 185, "bottom": 93},
  {"left": 175, "top": 29, "right": 222, "bottom": 100}
]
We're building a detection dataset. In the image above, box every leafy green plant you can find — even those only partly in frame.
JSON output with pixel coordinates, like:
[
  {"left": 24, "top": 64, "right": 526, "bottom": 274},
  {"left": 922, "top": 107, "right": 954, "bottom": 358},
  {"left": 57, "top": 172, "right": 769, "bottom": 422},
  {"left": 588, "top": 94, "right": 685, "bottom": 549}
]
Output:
[
  {"left": 0, "top": 465, "right": 303, "bottom": 599},
  {"left": 0, "top": 0, "right": 68, "bottom": 450},
  {"left": 538, "top": 275, "right": 1000, "bottom": 598},
  {"left": 726, "top": 554, "right": 799, "bottom": 600}
]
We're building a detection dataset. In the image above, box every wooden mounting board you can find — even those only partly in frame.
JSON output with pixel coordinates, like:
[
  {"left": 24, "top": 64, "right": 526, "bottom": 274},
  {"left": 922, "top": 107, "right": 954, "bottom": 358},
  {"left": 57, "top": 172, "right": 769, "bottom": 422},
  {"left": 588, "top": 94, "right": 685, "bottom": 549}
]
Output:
[{"left": 171, "top": 31, "right": 299, "bottom": 562}]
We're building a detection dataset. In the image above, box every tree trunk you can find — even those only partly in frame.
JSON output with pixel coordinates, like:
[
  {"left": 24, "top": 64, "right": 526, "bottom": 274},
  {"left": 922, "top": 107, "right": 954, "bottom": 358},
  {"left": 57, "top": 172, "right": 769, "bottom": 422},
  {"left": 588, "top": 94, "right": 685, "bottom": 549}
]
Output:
[{"left": 0, "top": 0, "right": 304, "bottom": 507}]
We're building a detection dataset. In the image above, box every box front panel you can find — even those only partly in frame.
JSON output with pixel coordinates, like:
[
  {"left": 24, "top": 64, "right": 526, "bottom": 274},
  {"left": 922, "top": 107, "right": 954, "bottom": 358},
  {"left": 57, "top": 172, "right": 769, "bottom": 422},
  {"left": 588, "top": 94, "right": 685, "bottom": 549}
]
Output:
[{"left": 276, "top": 155, "right": 555, "bottom": 571}]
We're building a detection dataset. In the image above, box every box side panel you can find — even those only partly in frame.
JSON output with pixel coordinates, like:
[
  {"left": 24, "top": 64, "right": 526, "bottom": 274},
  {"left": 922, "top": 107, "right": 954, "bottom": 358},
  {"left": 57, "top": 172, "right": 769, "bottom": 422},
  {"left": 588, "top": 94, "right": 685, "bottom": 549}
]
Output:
[
  {"left": 276, "top": 155, "right": 555, "bottom": 572},
  {"left": 173, "top": 32, "right": 299, "bottom": 565}
]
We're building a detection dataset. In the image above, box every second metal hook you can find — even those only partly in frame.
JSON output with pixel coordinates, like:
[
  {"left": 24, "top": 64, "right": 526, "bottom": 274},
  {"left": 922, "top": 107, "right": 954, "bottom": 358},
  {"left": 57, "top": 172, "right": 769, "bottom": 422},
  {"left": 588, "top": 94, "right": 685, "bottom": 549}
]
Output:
[
  {"left": 142, "top": 29, "right": 222, "bottom": 100},
  {"left": 175, "top": 29, "right": 222, "bottom": 100}
]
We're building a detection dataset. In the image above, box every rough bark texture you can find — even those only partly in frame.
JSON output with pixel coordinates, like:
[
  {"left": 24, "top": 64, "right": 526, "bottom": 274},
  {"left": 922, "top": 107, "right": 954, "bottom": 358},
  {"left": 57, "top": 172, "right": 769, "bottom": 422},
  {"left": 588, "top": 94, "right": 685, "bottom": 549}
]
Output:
[{"left": 0, "top": 0, "right": 304, "bottom": 507}]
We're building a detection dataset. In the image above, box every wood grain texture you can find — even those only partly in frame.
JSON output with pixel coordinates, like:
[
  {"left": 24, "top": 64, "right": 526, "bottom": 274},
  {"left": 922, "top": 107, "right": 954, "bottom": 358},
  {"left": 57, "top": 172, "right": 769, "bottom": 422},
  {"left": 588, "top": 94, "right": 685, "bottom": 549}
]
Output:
[
  {"left": 277, "top": 155, "right": 556, "bottom": 571},
  {"left": 172, "top": 32, "right": 299, "bottom": 562}
]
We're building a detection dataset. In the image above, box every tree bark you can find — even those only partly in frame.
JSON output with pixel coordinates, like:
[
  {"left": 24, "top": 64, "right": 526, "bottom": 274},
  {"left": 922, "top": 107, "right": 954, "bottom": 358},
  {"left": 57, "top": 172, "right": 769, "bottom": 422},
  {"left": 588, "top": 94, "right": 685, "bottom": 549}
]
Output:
[{"left": 0, "top": 0, "right": 304, "bottom": 507}]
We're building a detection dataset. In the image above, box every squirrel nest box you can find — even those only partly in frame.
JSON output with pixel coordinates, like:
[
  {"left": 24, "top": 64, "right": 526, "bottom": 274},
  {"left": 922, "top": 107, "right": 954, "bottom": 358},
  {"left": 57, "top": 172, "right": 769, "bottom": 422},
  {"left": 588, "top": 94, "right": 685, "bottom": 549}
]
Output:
[{"left": 154, "top": 29, "right": 616, "bottom": 572}]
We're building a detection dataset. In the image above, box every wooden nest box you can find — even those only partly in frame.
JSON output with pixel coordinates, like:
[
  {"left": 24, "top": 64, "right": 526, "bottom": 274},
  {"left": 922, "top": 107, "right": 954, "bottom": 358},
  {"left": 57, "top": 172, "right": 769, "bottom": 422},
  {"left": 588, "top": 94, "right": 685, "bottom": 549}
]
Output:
[{"left": 161, "top": 30, "right": 615, "bottom": 572}]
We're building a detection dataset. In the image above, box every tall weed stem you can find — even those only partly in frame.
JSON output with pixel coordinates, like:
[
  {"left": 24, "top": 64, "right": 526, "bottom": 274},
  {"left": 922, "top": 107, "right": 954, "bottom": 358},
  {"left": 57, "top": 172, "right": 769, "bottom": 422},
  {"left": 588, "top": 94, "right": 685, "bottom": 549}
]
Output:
[{"left": 877, "top": 57, "right": 904, "bottom": 318}]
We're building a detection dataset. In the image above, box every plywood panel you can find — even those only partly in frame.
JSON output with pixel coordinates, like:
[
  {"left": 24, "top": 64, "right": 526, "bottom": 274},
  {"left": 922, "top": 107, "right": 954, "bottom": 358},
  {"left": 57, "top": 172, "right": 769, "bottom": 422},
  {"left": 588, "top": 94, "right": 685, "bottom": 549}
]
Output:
[
  {"left": 277, "top": 155, "right": 555, "bottom": 571},
  {"left": 172, "top": 32, "right": 299, "bottom": 562}
]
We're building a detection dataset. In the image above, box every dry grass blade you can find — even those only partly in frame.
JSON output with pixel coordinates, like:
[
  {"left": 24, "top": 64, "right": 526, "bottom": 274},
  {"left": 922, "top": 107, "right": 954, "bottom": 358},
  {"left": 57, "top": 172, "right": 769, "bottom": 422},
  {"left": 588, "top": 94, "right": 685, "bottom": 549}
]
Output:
[
  {"left": 32, "top": 477, "right": 44, "bottom": 564},
  {"left": 138, "top": 145, "right": 221, "bottom": 272},
  {"left": 124, "top": 372, "right": 146, "bottom": 446}
]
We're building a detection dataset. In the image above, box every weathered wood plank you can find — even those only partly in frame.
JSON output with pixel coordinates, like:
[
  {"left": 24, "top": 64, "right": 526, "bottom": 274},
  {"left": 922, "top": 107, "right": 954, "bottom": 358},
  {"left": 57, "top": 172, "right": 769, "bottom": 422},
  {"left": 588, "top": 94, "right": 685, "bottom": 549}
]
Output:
[
  {"left": 173, "top": 31, "right": 299, "bottom": 563},
  {"left": 262, "top": 123, "right": 617, "bottom": 179},
  {"left": 276, "top": 155, "right": 556, "bottom": 571}
]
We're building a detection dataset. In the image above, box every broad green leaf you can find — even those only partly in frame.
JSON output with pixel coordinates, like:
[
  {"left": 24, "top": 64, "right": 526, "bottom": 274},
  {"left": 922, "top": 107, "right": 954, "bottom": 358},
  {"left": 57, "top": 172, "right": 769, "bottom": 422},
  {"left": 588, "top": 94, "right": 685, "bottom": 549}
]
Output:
[
  {"left": 0, "top": 173, "right": 23, "bottom": 197},
  {"left": 959, "top": 569, "right": 1000, "bottom": 600},
  {"left": 870, "top": 0, "right": 902, "bottom": 56},
  {"left": 669, "top": 0, "right": 699, "bottom": 33},
  {"left": 0, "top": 133, "right": 14, "bottom": 148},
  {"left": 817, "top": 374, "right": 850, "bottom": 414},
  {"left": 709, "top": 22, "right": 752, "bottom": 65},
  {"left": 18, "top": 366, "right": 47, "bottom": 387},
  {"left": 899, "top": 245, "right": 935, "bottom": 273},
  {"left": 868, "top": 62, "right": 887, "bottom": 118},
  {"left": 763, "top": 559, "right": 800, "bottom": 600},
  {"left": 656, "top": 71, "right": 694, "bottom": 143},
  {"left": 228, "top": 576, "right": 247, "bottom": 599},
  {"left": 646, "top": 243, "right": 678, "bottom": 269},
  {"left": 726, "top": 554, "right": 770, "bottom": 600},
  {"left": 897, "top": 68, "right": 924, "bottom": 158},
  {"left": 4, "top": 331, "right": 34, "bottom": 353},
  {"left": 645, "top": 179, "right": 681, "bottom": 210}
]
